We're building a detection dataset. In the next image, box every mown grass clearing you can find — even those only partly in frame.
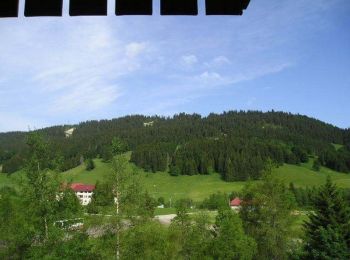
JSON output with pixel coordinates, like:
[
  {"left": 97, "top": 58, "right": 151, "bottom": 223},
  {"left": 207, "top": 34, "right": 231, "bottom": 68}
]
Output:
[
  {"left": 60, "top": 158, "right": 350, "bottom": 201},
  {"left": 1, "top": 158, "right": 350, "bottom": 202},
  {"left": 332, "top": 143, "right": 344, "bottom": 151},
  {"left": 274, "top": 161, "right": 350, "bottom": 188}
]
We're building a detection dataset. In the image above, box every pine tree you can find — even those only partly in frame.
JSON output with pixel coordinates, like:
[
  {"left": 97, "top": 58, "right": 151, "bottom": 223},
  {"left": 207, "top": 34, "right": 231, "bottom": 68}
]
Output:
[
  {"left": 85, "top": 158, "right": 95, "bottom": 171},
  {"left": 303, "top": 177, "right": 350, "bottom": 259},
  {"left": 312, "top": 159, "right": 321, "bottom": 172},
  {"left": 224, "top": 157, "right": 234, "bottom": 181}
]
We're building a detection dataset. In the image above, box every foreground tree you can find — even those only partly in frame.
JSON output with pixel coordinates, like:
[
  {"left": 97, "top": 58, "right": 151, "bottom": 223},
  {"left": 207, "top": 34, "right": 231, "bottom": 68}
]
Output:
[
  {"left": 211, "top": 209, "right": 256, "bottom": 260},
  {"left": 303, "top": 177, "right": 350, "bottom": 259},
  {"left": 240, "top": 166, "right": 296, "bottom": 260},
  {"left": 0, "top": 188, "right": 33, "bottom": 258},
  {"left": 24, "top": 133, "right": 61, "bottom": 243},
  {"left": 121, "top": 221, "right": 168, "bottom": 260},
  {"left": 110, "top": 154, "right": 156, "bottom": 259},
  {"left": 169, "top": 208, "right": 212, "bottom": 259}
]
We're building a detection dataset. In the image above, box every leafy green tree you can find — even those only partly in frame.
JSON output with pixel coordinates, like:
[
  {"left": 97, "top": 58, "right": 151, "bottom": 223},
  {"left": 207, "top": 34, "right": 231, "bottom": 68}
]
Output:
[
  {"left": 110, "top": 154, "right": 156, "bottom": 259},
  {"left": 201, "top": 192, "right": 230, "bottom": 210},
  {"left": 211, "top": 209, "right": 256, "bottom": 260},
  {"left": 24, "top": 133, "right": 61, "bottom": 243},
  {"left": 28, "top": 232, "right": 97, "bottom": 260},
  {"left": 121, "top": 221, "right": 168, "bottom": 260},
  {"left": 303, "top": 177, "right": 350, "bottom": 259},
  {"left": 0, "top": 188, "right": 33, "bottom": 259},
  {"left": 240, "top": 170, "right": 296, "bottom": 260},
  {"left": 157, "top": 196, "right": 165, "bottom": 206},
  {"left": 56, "top": 187, "right": 82, "bottom": 220},
  {"left": 169, "top": 211, "right": 212, "bottom": 259},
  {"left": 112, "top": 137, "right": 127, "bottom": 156},
  {"left": 172, "top": 199, "right": 191, "bottom": 227},
  {"left": 89, "top": 181, "right": 114, "bottom": 210}
]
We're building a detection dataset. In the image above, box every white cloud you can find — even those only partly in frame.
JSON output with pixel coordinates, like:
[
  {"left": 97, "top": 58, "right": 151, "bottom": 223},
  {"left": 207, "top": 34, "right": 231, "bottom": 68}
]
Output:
[
  {"left": 181, "top": 55, "right": 198, "bottom": 66},
  {"left": 196, "top": 71, "right": 229, "bottom": 86},
  {"left": 0, "top": 18, "right": 151, "bottom": 119},
  {"left": 51, "top": 83, "right": 120, "bottom": 113},
  {"left": 205, "top": 56, "right": 231, "bottom": 68},
  {"left": 125, "top": 42, "right": 148, "bottom": 58}
]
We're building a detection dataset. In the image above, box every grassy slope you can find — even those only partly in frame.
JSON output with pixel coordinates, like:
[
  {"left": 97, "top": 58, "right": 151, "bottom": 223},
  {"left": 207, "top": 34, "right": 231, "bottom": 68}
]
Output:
[
  {"left": 2, "top": 158, "right": 350, "bottom": 201},
  {"left": 332, "top": 143, "right": 344, "bottom": 150},
  {"left": 59, "top": 159, "right": 246, "bottom": 201},
  {"left": 60, "top": 158, "right": 350, "bottom": 201},
  {"left": 274, "top": 160, "right": 350, "bottom": 188}
]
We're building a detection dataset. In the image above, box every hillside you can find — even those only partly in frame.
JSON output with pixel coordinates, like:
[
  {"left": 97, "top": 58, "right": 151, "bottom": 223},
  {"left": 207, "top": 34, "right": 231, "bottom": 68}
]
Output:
[{"left": 1, "top": 111, "right": 349, "bottom": 183}]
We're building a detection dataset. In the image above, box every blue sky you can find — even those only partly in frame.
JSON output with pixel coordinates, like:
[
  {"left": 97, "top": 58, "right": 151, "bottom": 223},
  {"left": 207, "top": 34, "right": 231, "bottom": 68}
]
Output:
[{"left": 0, "top": 0, "right": 349, "bottom": 132}]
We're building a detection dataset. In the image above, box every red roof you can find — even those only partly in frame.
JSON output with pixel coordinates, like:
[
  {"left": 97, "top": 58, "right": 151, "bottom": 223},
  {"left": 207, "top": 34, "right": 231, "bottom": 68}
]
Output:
[
  {"left": 70, "top": 183, "right": 95, "bottom": 192},
  {"left": 230, "top": 197, "right": 242, "bottom": 207}
]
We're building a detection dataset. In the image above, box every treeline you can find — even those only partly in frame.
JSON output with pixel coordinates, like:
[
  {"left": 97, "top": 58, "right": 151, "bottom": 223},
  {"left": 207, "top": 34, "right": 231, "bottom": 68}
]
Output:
[
  {"left": 318, "top": 146, "right": 350, "bottom": 173},
  {"left": 1, "top": 111, "right": 349, "bottom": 176},
  {"left": 130, "top": 142, "right": 175, "bottom": 172},
  {"left": 132, "top": 138, "right": 311, "bottom": 181}
]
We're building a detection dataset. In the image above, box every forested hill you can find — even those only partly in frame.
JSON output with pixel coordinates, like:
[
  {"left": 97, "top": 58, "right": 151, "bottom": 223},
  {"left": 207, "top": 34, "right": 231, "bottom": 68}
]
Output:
[{"left": 1, "top": 111, "right": 349, "bottom": 181}]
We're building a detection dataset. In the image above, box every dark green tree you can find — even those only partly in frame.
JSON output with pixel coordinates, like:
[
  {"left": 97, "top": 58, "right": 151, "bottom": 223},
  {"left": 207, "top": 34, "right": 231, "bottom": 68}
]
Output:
[
  {"left": 303, "top": 177, "right": 350, "bottom": 259},
  {"left": 312, "top": 159, "right": 321, "bottom": 171},
  {"left": 85, "top": 158, "right": 95, "bottom": 171}
]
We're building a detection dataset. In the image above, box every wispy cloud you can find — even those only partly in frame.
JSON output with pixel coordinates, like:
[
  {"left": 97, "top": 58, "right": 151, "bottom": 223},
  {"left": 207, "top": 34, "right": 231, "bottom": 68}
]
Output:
[
  {"left": 180, "top": 55, "right": 198, "bottom": 67},
  {"left": 0, "top": 0, "right": 346, "bottom": 131},
  {"left": 126, "top": 42, "right": 148, "bottom": 58}
]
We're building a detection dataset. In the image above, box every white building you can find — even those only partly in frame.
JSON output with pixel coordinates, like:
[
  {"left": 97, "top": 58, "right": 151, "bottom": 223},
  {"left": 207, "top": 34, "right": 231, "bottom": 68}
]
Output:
[{"left": 70, "top": 183, "right": 95, "bottom": 206}]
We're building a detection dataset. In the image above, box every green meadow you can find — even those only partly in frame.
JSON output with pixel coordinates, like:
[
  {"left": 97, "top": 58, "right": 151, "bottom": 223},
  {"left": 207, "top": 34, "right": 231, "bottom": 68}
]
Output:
[
  {"left": 1, "top": 158, "right": 350, "bottom": 201},
  {"left": 60, "top": 158, "right": 350, "bottom": 201}
]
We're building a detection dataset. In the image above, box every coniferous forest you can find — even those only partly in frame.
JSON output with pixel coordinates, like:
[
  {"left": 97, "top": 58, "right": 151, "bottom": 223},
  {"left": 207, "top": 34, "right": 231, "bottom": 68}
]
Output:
[
  {"left": 0, "top": 111, "right": 350, "bottom": 259},
  {"left": 1, "top": 111, "right": 349, "bottom": 180}
]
